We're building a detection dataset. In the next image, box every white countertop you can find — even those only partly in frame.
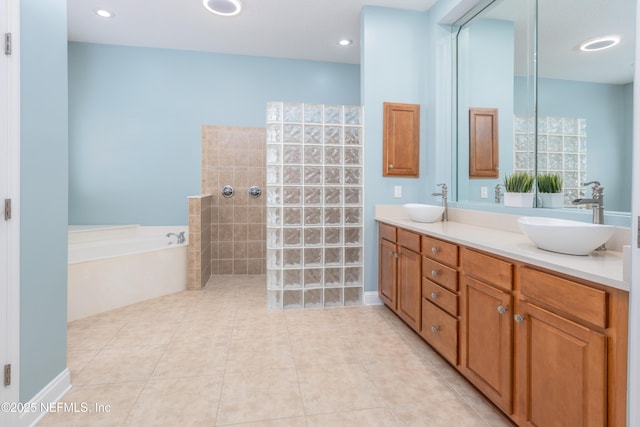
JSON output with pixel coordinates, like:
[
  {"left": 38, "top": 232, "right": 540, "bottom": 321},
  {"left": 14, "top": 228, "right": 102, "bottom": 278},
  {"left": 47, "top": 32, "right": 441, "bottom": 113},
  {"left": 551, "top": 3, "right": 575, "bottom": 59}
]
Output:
[{"left": 375, "top": 208, "right": 628, "bottom": 292}]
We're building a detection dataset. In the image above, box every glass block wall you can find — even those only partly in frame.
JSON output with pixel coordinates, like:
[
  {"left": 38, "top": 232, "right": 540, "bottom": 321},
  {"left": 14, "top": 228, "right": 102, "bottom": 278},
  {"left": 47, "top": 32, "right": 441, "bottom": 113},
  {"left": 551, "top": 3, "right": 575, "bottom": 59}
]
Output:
[
  {"left": 514, "top": 115, "right": 588, "bottom": 207},
  {"left": 265, "top": 102, "right": 365, "bottom": 309}
]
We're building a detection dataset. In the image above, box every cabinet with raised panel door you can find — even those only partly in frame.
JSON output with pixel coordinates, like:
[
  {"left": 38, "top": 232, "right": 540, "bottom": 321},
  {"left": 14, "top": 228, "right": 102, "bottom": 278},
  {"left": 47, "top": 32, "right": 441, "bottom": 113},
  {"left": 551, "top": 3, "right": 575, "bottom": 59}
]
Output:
[
  {"left": 460, "top": 247, "right": 514, "bottom": 414},
  {"left": 378, "top": 224, "right": 422, "bottom": 332}
]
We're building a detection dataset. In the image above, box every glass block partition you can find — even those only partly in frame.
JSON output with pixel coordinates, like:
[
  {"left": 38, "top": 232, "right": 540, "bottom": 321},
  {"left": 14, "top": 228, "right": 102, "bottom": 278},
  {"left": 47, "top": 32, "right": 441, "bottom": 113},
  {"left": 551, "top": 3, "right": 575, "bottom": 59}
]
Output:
[
  {"left": 265, "top": 102, "right": 364, "bottom": 309},
  {"left": 514, "top": 115, "right": 588, "bottom": 207}
]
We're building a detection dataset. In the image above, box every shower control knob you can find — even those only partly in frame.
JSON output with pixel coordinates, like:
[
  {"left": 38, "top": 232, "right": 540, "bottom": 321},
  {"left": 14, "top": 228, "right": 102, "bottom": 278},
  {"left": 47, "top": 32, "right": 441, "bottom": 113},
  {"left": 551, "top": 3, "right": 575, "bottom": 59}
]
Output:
[
  {"left": 248, "top": 185, "right": 262, "bottom": 198},
  {"left": 221, "top": 185, "right": 234, "bottom": 198}
]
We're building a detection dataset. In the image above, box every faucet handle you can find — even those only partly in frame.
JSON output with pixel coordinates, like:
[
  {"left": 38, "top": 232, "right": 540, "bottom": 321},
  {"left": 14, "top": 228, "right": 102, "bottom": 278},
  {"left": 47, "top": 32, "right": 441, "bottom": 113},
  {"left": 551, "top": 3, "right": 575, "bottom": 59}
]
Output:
[
  {"left": 436, "top": 183, "right": 448, "bottom": 196},
  {"left": 582, "top": 180, "right": 601, "bottom": 188}
]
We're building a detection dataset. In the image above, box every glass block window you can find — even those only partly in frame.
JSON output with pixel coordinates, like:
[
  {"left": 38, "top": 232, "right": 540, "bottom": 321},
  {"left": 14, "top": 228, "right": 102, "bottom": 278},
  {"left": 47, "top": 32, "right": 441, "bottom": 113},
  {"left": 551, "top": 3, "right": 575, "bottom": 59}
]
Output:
[
  {"left": 266, "top": 102, "right": 365, "bottom": 309},
  {"left": 514, "top": 115, "right": 588, "bottom": 207}
]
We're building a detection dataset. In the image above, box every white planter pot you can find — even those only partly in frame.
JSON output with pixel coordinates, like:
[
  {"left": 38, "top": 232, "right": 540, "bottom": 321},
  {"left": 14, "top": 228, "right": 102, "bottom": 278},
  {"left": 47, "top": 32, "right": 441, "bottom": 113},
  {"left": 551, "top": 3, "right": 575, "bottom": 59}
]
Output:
[
  {"left": 540, "top": 192, "right": 564, "bottom": 208},
  {"left": 504, "top": 192, "right": 534, "bottom": 208}
]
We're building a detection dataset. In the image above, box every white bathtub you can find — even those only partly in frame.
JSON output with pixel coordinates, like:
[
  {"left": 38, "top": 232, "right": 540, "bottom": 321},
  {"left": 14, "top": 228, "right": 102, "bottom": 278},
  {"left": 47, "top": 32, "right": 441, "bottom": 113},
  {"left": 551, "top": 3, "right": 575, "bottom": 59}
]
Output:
[{"left": 67, "top": 225, "right": 188, "bottom": 322}]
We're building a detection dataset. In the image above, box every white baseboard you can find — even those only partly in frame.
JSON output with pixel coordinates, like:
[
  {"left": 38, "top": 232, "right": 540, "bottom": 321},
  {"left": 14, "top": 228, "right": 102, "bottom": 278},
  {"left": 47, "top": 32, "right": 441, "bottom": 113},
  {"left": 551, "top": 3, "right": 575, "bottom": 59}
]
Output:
[
  {"left": 20, "top": 368, "right": 71, "bottom": 427},
  {"left": 364, "top": 291, "right": 383, "bottom": 305}
]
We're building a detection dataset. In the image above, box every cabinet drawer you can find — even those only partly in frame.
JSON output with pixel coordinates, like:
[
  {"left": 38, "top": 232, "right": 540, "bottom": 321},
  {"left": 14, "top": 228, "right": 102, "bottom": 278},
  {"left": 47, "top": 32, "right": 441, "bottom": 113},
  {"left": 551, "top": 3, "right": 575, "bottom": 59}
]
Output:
[
  {"left": 423, "top": 278, "right": 458, "bottom": 316},
  {"left": 461, "top": 248, "right": 512, "bottom": 291},
  {"left": 421, "top": 300, "right": 458, "bottom": 365},
  {"left": 398, "top": 228, "right": 421, "bottom": 252},
  {"left": 423, "top": 257, "right": 458, "bottom": 291},
  {"left": 379, "top": 223, "right": 397, "bottom": 242},
  {"left": 422, "top": 236, "right": 458, "bottom": 267},
  {"left": 520, "top": 267, "right": 608, "bottom": 328}
]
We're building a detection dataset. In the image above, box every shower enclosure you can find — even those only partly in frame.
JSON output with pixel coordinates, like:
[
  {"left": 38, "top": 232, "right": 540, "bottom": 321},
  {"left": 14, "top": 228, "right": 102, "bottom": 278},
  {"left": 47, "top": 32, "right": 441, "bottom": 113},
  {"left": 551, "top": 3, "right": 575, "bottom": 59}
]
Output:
[{"left": 265, "top": 102, "right": 365, "bottom": 309}]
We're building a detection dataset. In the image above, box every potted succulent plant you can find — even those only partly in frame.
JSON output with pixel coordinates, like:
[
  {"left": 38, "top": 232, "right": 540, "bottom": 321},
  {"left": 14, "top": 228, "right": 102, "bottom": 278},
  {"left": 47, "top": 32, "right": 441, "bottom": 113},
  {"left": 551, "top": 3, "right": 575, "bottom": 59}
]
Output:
[
  {"left": 503, "top": 172, "right": 534, "bottom": 207},
  {"left": 537, "top": 172, "right": 564, "bottom": 208}
]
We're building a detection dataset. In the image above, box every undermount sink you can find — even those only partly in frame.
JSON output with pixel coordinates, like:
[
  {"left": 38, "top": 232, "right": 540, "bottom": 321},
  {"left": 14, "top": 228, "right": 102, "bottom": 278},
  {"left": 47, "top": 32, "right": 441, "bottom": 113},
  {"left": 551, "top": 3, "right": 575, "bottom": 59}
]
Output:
[
  {"left": 403, "top": 203, "right": 444, "bottom": 223},
  {"left": 517, "top": 216, "right": 615, "bottom": 256}
]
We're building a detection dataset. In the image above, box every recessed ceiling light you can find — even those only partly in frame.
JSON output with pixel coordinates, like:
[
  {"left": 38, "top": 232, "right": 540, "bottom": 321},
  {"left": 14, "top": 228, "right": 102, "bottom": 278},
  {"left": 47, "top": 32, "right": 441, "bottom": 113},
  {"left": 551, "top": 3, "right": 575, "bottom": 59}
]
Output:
[
  {"left": 579, "top": 35, "right": 620, "bottom": 52},
  {"left": 203, "top": 0, "right": 242, "bottom": 16},
  {"left": 94, "top": 9, "right": 114, "bottom": 18},
  {"left": 338, "top": 39, "right": 352, "bottom": 46}
]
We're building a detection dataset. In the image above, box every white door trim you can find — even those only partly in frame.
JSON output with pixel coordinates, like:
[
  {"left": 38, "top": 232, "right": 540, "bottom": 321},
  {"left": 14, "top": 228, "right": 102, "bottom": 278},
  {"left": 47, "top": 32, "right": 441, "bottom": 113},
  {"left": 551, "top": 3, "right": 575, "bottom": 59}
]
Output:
[{"left": 4, "top": 0, "right": 20, "bottom": 423}]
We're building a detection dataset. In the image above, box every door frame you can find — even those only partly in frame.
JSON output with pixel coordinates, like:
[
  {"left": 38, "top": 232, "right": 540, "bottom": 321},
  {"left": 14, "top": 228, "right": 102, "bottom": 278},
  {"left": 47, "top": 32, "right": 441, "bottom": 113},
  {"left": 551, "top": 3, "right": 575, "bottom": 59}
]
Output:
[{"left": 2, "top": 0, "right": 20, "bottom": 421}]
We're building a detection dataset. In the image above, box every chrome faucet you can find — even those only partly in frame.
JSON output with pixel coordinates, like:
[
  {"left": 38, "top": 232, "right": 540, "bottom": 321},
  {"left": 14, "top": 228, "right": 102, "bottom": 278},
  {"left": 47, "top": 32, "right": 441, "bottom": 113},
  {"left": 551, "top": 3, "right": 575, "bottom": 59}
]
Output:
[
  {"left": 572, "top": 181, "right": 605, "bottom": 250},
  {"left": 495, "top": 184, "right": 503, "bottom": 204},
  {"left": 167, "top": 231, "right": 186, "bottom": 244},
  {"left": 432, "top": 183, "right": 448, "bottom": 222}
]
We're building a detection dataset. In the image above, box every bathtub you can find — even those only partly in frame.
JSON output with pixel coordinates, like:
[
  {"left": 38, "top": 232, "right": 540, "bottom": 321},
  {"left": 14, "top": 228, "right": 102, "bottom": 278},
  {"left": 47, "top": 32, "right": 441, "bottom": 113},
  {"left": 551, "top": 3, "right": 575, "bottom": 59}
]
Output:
[{"left": 67, "top": 225, "right": 188, "bottom": 322}]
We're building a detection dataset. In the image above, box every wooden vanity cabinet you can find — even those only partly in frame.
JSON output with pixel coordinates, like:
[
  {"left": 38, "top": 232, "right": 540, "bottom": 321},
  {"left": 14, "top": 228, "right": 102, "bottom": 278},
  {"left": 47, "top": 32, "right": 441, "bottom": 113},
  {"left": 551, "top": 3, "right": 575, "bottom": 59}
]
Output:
[
  {"left": 378, "top": 224, "right": 422, "bottom": 332},
  {"left": 376, "top": 222, "right": 628, "bottom": 427},
  {"left": 460, "top": 248, "right": 514, "bottom": 414},
  {"left": 515, "top": 266, "right": 628, "bottom": 427},
  {"left": 420, "top": 235, "right": 460, "bottom": 365},
  {"left": 378, "top": 223, "right": 397, "bottom": 309},
  {"left": 396, "top": 229, "right": 422, "bottom": 331}
]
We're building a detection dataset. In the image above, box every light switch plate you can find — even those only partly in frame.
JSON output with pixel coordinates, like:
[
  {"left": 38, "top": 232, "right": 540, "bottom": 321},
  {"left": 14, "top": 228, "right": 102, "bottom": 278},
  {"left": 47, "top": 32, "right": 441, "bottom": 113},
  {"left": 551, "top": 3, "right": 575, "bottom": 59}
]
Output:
[
  {"left": 480, "top": 187, "right": 488, "bottom": 199},
  {"left": 394, "top": 186, "right": 402, "bottom": 198}
]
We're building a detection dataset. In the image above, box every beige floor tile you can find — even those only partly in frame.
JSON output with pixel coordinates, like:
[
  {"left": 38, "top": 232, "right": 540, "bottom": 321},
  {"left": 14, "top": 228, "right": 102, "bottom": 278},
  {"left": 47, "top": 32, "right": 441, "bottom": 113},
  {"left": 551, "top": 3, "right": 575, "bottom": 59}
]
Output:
[
  {"left": 365, "top": 363, "right": 449, "bottom": 407},
  {"left": 38, "top": 381, "right": 145, "bottom": 427},
  {"left": 217, "top": 367, "right": 304, "bottom": 425},
  {"left": 225, "top": 334, "right": 295, "bottom": 373},
  {"left": 225, "top": 418, "right": 307, "bottom": 427},
  {"left": 391, "top": 398, "right": 488, "bottom": 427},
  {"left": 306, "top": 408, "right": 398, "bottom": 427},
  {"left": 72, "top": 346, "right": 165, "bottom": 385},
  {"left": 105, "top": 321, "right": 179, "bottom": 348},
  {"left": 296, "top": 363, "right": 385, "bottom": 415},
  {"left": 123, "top": 375, "right": 222, "bottom": 426},
  {"left": 290, "top": 334, "right": 360, "bottom": 367},
  {"left": 152, "top": 348, "right": 227, "bottom": 379},
  {"left": 67, "top": 349, "right": 99, "bottom": 382},
  {"left": 67, "top": 325, "right": 122, "bottom": 351}
]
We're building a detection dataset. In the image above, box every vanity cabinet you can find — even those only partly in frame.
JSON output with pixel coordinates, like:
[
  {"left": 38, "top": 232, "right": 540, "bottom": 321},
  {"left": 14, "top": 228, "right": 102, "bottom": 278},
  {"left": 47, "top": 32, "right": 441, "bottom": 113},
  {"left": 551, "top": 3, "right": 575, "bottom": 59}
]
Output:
[
  {"left": 420, "top": 236, "right": 459, "bottom": 365},
  {"left": 376, "top": 221, "right": 628, "bottom": 427},
  {"left": 460, "top": 248, "right": 514, "bottom": 414},
  {"left": 515, "top": 266, "right": 626, "bottom": 427},
  {"left": 378, "top": 224, "right": 397, "bottom": 308},
  {"left": 378, "top": 224, "right": 422, "bottom": 332}
]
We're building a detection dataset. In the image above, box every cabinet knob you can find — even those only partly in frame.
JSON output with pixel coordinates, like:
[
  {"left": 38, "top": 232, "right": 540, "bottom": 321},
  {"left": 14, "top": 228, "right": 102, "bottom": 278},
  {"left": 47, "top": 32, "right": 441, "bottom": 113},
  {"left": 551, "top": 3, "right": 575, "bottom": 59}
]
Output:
[
  {"left": 430, "top": 292, "right": 438, "bottom": 299},
  {"left": 514, "top": 314, "right": 525, "bottom": 323},
  {"left": 431, "top": 270, "right": 439, "bottom": 277},
  {"left": 431, "top": 326, "right": 439, "bottom": 334},
  {"left": 431, "top": 247, "right": 439, "bottom": 255},
  {"left": 497, "top": 305, "right": 508, "bottom": 315},
  {"left": 389, "top": 164, "right": 394, "bottom": 169}
]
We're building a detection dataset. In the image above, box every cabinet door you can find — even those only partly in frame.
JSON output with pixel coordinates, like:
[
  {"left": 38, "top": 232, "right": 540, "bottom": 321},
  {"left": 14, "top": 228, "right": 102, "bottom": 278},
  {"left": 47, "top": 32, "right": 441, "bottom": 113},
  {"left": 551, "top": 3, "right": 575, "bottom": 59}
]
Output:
[
  {"left": 383, "top": 102, "right": 420, "bottom": 177},
  {"left": 397, "top": 246, "right": 422, "bottom": 331},
  {"left": 379, "top": 238, "right": 398, "bottom": 309},
  {"left": 461, "top": 276, "right": 513, "bottom": 413},
  {"left": 516, "top": 301, "right": 606, "bottom": 427}
]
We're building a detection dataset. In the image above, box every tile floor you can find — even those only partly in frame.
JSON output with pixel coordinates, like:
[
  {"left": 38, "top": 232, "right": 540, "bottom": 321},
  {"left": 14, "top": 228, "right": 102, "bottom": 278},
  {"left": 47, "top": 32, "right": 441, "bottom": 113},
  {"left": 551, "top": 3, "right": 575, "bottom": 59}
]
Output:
[{"left": 39, "top": 275, "right": 514, "bottom": 426}]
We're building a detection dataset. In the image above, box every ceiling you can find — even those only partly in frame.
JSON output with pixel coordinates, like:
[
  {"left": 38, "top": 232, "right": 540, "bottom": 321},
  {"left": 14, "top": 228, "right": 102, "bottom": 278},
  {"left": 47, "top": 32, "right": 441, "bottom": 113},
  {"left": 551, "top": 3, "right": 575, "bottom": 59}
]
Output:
[
  {"left": 68, "top": 0, "right": 635, "bottom": 83},
  {"left": 67, "top": 0, "right": 438, "bottom": 64}
]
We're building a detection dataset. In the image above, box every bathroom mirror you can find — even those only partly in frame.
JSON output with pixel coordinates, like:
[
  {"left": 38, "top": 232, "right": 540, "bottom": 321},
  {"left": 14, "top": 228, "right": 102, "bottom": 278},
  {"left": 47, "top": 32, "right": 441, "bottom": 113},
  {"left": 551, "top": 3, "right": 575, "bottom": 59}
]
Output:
[{"left": 455, "top": 0, "right": 635, "bottom": 214}]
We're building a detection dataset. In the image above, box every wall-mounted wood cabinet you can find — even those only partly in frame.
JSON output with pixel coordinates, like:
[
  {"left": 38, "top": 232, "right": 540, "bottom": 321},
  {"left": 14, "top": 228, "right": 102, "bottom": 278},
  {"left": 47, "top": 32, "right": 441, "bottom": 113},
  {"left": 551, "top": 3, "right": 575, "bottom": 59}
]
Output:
[
  {"left": 383, "top": 102, "right": 420, "bottom": 177},
  {"left": 469, "top": 107, "right": 499, "bottom": 178}
]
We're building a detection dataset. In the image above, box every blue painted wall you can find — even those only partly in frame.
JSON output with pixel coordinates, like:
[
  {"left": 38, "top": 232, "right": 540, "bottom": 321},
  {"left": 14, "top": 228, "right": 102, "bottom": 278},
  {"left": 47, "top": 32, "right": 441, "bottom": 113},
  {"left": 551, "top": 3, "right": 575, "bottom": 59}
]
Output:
[
  {"left": 20, "top": 0, "right": 69, "bottom": 402},
  {"left": 68, "top": 43, "right": 360, "bottom": 225},
  {"left": 361, "top": 7, "right": 429, "bottom": 292}
]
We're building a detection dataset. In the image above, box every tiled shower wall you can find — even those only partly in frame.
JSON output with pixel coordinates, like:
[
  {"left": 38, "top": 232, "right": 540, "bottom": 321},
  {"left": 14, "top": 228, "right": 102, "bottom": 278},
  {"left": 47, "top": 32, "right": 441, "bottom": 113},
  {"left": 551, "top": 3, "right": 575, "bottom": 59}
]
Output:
[
  {"left": 202, "top": 126, "right": 266, "bottom": 275},
  {"left": 265, "top": 102, "right": 365, "bottom": 309}
]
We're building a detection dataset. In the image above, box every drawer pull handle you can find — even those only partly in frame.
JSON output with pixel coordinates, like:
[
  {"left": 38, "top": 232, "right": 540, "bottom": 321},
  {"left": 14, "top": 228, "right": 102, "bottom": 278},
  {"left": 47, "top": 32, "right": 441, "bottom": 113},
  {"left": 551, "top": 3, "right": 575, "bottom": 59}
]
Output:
[
  {"left": 431, "top": 270, "right": 439, "bottom": 277},
  {"left": 514, "top": 314, "right": 525, "bottom": 323},
  {"left": 431, "top": 247, "right": 439, "bottom": 255},
  {"left": 497, "top": 305, "right": 508, "bottom": 315},
  {"left": 431, "top": 326, "right": 439, "bottom": 334},
  {"left": 431, "top": 292, "right": 438, "bottom": 299}
]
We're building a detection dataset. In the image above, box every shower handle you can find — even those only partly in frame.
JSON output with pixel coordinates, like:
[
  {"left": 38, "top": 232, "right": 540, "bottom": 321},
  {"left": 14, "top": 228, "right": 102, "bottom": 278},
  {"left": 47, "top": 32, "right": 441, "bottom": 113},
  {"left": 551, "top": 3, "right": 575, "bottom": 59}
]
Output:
[
  {"left": 221, "top": 185, "right": 234, "bottom": 198},
  {"left": 248, "top": 186, "right": 262, "bottom": 198}
]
